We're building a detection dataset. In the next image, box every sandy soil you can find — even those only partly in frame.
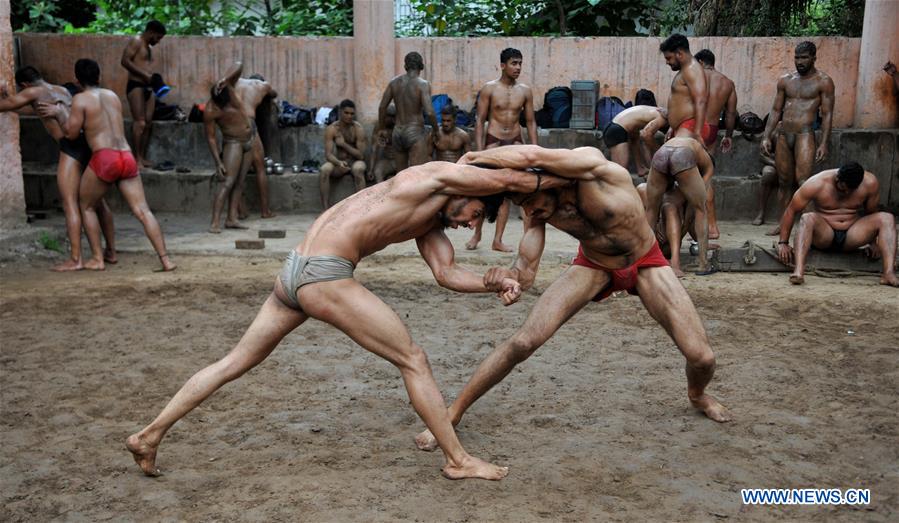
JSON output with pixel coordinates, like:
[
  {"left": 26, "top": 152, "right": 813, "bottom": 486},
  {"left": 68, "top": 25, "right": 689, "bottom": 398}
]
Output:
[{"left": 1, "top": 252, "right": 897, "bottom": 521}]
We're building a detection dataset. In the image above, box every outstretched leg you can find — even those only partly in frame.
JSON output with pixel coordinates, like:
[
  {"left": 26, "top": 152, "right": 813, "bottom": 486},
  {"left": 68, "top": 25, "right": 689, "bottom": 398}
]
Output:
[
  {"left": 298, "top": 278, "right": 509, "bottom": 480},
  {"left": 127, "top": 291, "right": 307, "bottom": 476},
  {"left": 416, "top": 264, "right": 606, "bottom": 451},
  {"left": 635, "top": 266, "right": 730, "bottom": 422},
  {"left": 118, "top": 176, "right": 176, "bottom": 271}
]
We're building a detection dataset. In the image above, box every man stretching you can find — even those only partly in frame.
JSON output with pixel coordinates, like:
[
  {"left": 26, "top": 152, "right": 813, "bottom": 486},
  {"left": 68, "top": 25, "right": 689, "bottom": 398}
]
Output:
[
  {"left": 120, "top": 20, "right": 166, "bottom": 168},
  {"left": 126, "top": 160, "right": 573, "bottom": 481},
  {"left": 1, "top": 66, "right": 116, "bottom": 271},
  {"left": 39, "top": 59, "right": 174, "bottom": 272},
  {"left": 602, "top": 104, "right": 667, "bottom": 176},
  {"left": 467, "top": 47, "right": 538, "bottom": 252},
  {"left": 204, "top": 62, "right": 254, "bottom": 232},
  {"left": 776, "top": 162, "right": 897, "bottom": 287},
  {"left": 235, "top": 74, "right": 277, "bottom": 218},
  {"left": 415, "top": 145, "right": 729, "bottom": 453}
]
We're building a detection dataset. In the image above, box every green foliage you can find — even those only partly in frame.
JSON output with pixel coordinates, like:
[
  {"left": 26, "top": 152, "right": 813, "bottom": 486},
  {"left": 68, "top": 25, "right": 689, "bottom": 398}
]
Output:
[
  {"left": 38, "top": 231, "right": 64, "bottom": 253},
  {"left": 12, "top": 0, "right": 353, "bottom": 36}
]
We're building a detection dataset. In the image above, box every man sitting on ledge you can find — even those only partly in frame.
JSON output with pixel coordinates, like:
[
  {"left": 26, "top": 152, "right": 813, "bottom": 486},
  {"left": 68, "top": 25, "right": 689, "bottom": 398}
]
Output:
[{"left": 776, "top": 162, "right": 898, "bottom": 287}]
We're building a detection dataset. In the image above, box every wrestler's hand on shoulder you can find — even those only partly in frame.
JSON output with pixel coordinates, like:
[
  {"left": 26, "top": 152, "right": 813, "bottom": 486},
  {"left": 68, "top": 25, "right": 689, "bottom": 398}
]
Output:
[
  {"left": 498, "top": 277, "right": 522, "bottom": 306},
  {"left": 36, "top": 101, "right": 62, "bottom": 118},
  {"left": 484, "top": 267, "right": 515, "bottom": 291}
]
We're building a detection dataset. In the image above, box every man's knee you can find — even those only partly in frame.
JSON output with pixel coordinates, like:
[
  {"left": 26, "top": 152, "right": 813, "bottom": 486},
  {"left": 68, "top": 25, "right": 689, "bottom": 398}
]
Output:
[
  {"left": 687, "top": 348, "right": 716, "bottom": 372},
  {"left": 397, "top": 344, "right": 431, "bottom": 373},
  {"left": 876, "top": 211, "right": 895, "bottom": 229},
  {"left": 798, "top": 212, "right": 818, "bottom": 229},
  {"left": 351, "top": 161, "right": 366, "bottom": 178},
  {"left": 320, "top": 162, "right": 334, "bottom": 179},
  {"left": 508, "top": 332, "right": 540, "bottom": 363}
]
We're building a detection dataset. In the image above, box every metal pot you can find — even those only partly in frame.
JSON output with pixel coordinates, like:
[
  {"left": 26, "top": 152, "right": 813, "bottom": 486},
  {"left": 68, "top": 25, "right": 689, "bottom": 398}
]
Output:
[
  {"left": 274, "top": 164, "right": 285, "bottom": 174},
  {"left": 264, "top": 157, "right": 275, "bottom": 167},
  {"left": 292, "top": 165, "right": 300, "bottom": 173}
]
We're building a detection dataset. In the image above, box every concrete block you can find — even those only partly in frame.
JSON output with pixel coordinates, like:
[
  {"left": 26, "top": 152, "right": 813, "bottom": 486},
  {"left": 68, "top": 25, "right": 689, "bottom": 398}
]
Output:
[
  {"left": 258, "top": 229, "right": 286, "bottom": 238},
  {"left": 236, "top": 239, "right": 265, "bottom": 250}
]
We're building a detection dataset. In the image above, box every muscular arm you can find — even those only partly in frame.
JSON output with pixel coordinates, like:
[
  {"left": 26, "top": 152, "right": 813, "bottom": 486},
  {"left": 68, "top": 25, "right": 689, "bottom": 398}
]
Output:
[
  {"left": 461, "top": 144, "right": 602, "bottom": 181},
  {"left": 421, "top": 80, "right": 438, "bottom": 137},
  {"left": 343, "top": 124, "right": 366, "bottom": 161},
  {"left": 430, "top": 161, "right": 569, "bottom": 196},
  {"left": 0, "top": 88, "right": 38, "bottom": 112},
  {"left": 509, "top": 220, "right": 546, "bottom": 290},
  {"left": 474, "top": 87, "right": 490, "bottom": 151},
  {"left": 202, "top": 106, "right": 225, "bottom": 174},
  {"left": 779, "top": 180, "right": 816, "bottom": 244},
  {"left": 816, "top": 76, "right": 835, "bottom": 162},
  {"left": 639, "top": 111, "right": 666, "bottom": 158},
  {"left": 523, "top": 88, "right": 537, "bottom": 145},
  {"left": 324, "top": 126, "right": 343, "bottom": 166},
  {"left": 762, "top": 77, "right": 787, "bottom": 153},
  {"left": 120, "top": 39, "right": 152, "bottom": 83},
  {"left": 416, "top": 228, "right": 491, "bottom": 292},
  {"left": 377, "top": 82, "right": 393, "bottom": 132},
  {"left": 724, "top": 88, "right": 737, "bottom": 138},
  {"left": 863, "top": 177, "right": 880, "bottom": 215},
  {"left": 684, "top": 64, "right": 708, "bottom": 137}
]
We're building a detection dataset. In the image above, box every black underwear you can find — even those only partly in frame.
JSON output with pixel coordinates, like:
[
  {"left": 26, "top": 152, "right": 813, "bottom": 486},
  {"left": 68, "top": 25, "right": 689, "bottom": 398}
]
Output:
[{"left": 59, "top": 134, "right": 92, "bottom": 166}]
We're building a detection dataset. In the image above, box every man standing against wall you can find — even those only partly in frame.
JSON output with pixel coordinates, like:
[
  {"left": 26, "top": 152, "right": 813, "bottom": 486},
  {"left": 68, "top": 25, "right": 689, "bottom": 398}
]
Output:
[
  {"left": 694, "top": 49, "right": 737, "bottom": 239},
  {"left": 466, "top": 47, "right": 538, "bottom": 252},
  {"left": 120, "top": 20, "right": 166, "bottom": 169},
  {"left": 377, "top": 52, "right": 438, "bottom": 171},
  {"left": 761, "top": 41, "right": 835, "bottom": 236}
]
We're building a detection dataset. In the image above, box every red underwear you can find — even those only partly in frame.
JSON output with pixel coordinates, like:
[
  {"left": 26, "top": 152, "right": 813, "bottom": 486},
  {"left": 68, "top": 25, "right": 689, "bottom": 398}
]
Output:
[
  {"left": 572, "top": 241, "right": 670, "bottom": 302},
  {"left": 678, "top": 118, "right": 718, "bottom": 147},
  {"left": 89, "top": 149, "right": 139, "bottom": 183}
]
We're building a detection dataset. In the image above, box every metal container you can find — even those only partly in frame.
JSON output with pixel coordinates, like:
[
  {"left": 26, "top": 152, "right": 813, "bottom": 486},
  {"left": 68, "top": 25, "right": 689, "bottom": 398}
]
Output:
[
  {"left": 570, "top": 80, "right": 598, "bottom": 129},
  {"left": 274, "top": 164, "right": 284, "bottom": 174},
  {"left": 264, "top": 157, "right": 274, "bottom": 167},
  {"left": 292, "top": 165, "right": 300, "bottom": 173}
]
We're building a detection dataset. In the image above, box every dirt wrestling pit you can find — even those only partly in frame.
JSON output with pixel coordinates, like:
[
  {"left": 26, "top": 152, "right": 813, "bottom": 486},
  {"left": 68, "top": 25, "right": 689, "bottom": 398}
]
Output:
[{"left": 1, "top": 252, "right": 897, "bottom": 521}]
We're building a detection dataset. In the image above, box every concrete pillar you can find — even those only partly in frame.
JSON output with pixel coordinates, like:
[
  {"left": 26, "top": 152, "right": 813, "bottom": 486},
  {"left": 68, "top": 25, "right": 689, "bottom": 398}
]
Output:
[
  {"left": 854, "top": 0, "right": 899, "bottom": 128},
  {"left": 353, "top": 0, "right": 395, "bottom": 124},
  {"left": 0, "top": 0, "right": 27, "bottom": 230}
]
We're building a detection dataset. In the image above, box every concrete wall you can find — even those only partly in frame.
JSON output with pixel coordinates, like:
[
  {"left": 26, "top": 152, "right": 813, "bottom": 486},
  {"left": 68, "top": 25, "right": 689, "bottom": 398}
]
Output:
[
  {"left": 15, "top": 33, "right": 356, "bottom": 118},
  {"left": 16, "top": 33, "right": 866, "bottom": 127},
  {"left": 1, "top": 1, "right": 26, "bottom": 230}
]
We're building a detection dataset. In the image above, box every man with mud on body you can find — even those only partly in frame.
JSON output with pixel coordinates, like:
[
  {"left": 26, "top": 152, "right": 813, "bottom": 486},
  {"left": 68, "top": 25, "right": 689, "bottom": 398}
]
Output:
[
  {"left": 38, "top": 59, "right": 174, "bottom": 272},
  {"left": 235, "top": 74, "right": 277, "bottom": 218},
  {"left": 377, "top": 52, "right": 438, "bottom": 171},
  {"left": 602, "top": 104, "right": 668, "bottom": 176},
  {"left": 636, "top": 182, "right": 693, "bottom": 278},
  {"left": 694, "top": 49, "right": 738, "bottom": 240},
  {"left": 1, "top": 66, "right": 116, "bottom": 271},
  {"left": 369, "top": 104, "right": 398, "bottom": 184},
  {"left": 121, "top": 20, "right": 166, "bottom": 169},
  {"left": 204, "top": 61, "right": 254, "bottom": 233},
  {"left": 645, "top": 136, "right": 716, "bottom": 275},
  {"left": 761, "top": 41, "right": 835, "bottom": 236},
  {"left": 413, "top": 145, "right": 729, "bottom": 454},
  {"left": 660, "top": 34, "right": 709, "bottom": 145},
  {"left": 320, "top": 99, "right": 367, "bottom": 208},
  {"left": 433, "top": 104, "right": 471, "bottom": 163},
  {"left": 467, "top": 47, "right": 539, "bottom": 252},
  {"left": 776, "top": 162, "right": 897, "bottom": 287},
  {"left": 126, "top": 159, "right": 574, "bottom": 481}
]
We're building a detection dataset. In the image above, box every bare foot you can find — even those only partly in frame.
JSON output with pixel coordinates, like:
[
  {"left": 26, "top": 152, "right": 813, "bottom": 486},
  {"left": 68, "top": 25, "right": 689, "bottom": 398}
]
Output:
[
  {"left": 709, "top": 228, "right": 720, "bottom": 240},
  {"left": 238, "top": 211, "right": 249, "bottom": 221},
  {"left": 789, "top": 274, "right": 804, "bottom": 285},
  {"left": 126, "top": 433, "right": 161, "bottom": 477},
  {"left": 51, "top": 259, "right": 83, "bottom": 272},
  {"left": 709, "top": 242, "right": 721, "bottom": 250},
  {"left": 158, "top": 254, "right": 177, "bottom": 272},
  {"left": 465, "top": 238, "right": 480, "bottom": 250},
  {"left": 691, "top": 394, "right": 731, "bottom": 423},
  {"left": 224, "top": 222, "right": 248, "bottom": 230},
  {"left": 442, "top": 455, "right": 509, "bottom": 481},
  {"left": 104, "top": 250, "right": 118, "bottom": 264},
  {"left": 751, "top": 215, "right": 764, "bottom": 226},
  {"left": 880, "top": 273, "right": 899, "bottom": 287},
  {"left": 765, "top": 225, "right": 780, "bottom": 236},
  {"left": 208, "top": 226, "right": 222, "bottom": 234},
  {"left": 415, "top": 429, "right": 439, "bottom": 452},
  {"left": 672, "top": 266, "right": 686, "bottom": 278},
  {"left": 492, "top": 241, "right": 514, "bottom": 253},
  {"left": 83, "top": 258, "right": 105, "bottom": 271},
  {"left": 261, "top": 211, "right": 276, "bottom": 219}
]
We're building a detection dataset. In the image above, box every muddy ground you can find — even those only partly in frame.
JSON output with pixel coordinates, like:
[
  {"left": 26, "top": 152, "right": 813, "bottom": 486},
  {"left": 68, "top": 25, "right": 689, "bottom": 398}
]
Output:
[{"left": 1, "top": 252, "right": 897, "bottom": 521}]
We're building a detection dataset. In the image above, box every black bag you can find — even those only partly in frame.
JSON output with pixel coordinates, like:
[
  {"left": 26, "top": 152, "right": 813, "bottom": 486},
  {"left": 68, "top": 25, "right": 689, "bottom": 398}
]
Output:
[
  {"left": 278, "top": 100, "right": 315, "bottom": 127},
  {"left": 188, "top": 104, "right": 204, "bottom": 123},
  {"left": 325, "top": 105, "right": 340, "bottom": 125},
  {"left": 537, "top": 86, "right": 572, "bottom": 128},
  {"left": 153, "top": 102, "right": 185, "bottom": 121},
  {"left": 738, "top": 112, "right": 767, "bottom": 135}
]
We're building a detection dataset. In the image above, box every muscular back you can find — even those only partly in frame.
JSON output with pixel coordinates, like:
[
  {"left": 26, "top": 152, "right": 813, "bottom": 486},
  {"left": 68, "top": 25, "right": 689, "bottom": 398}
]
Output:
[
  {"left": 75, "top": 88, "right": 130, "bottom": 151},
  {"left": 612, "top": 105, "right": 663, "bottom": 134},
  {"left": 388, "top": 74, "right": 430, "bottom": 127},
  {"left": 703, "top": 69, "right": 734, "bottom": 125},
  {"left": 668, "top": 60, "right": 705, "bottom": 130},
  {"left": 23, "top": 84, "right": 71, "bottom": 141},
  {"left": 235, "top": 79, "right": 273, "bottom": 118},
  {"left": 778, "top": 71, "right": 833, "bottom": 132}
]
